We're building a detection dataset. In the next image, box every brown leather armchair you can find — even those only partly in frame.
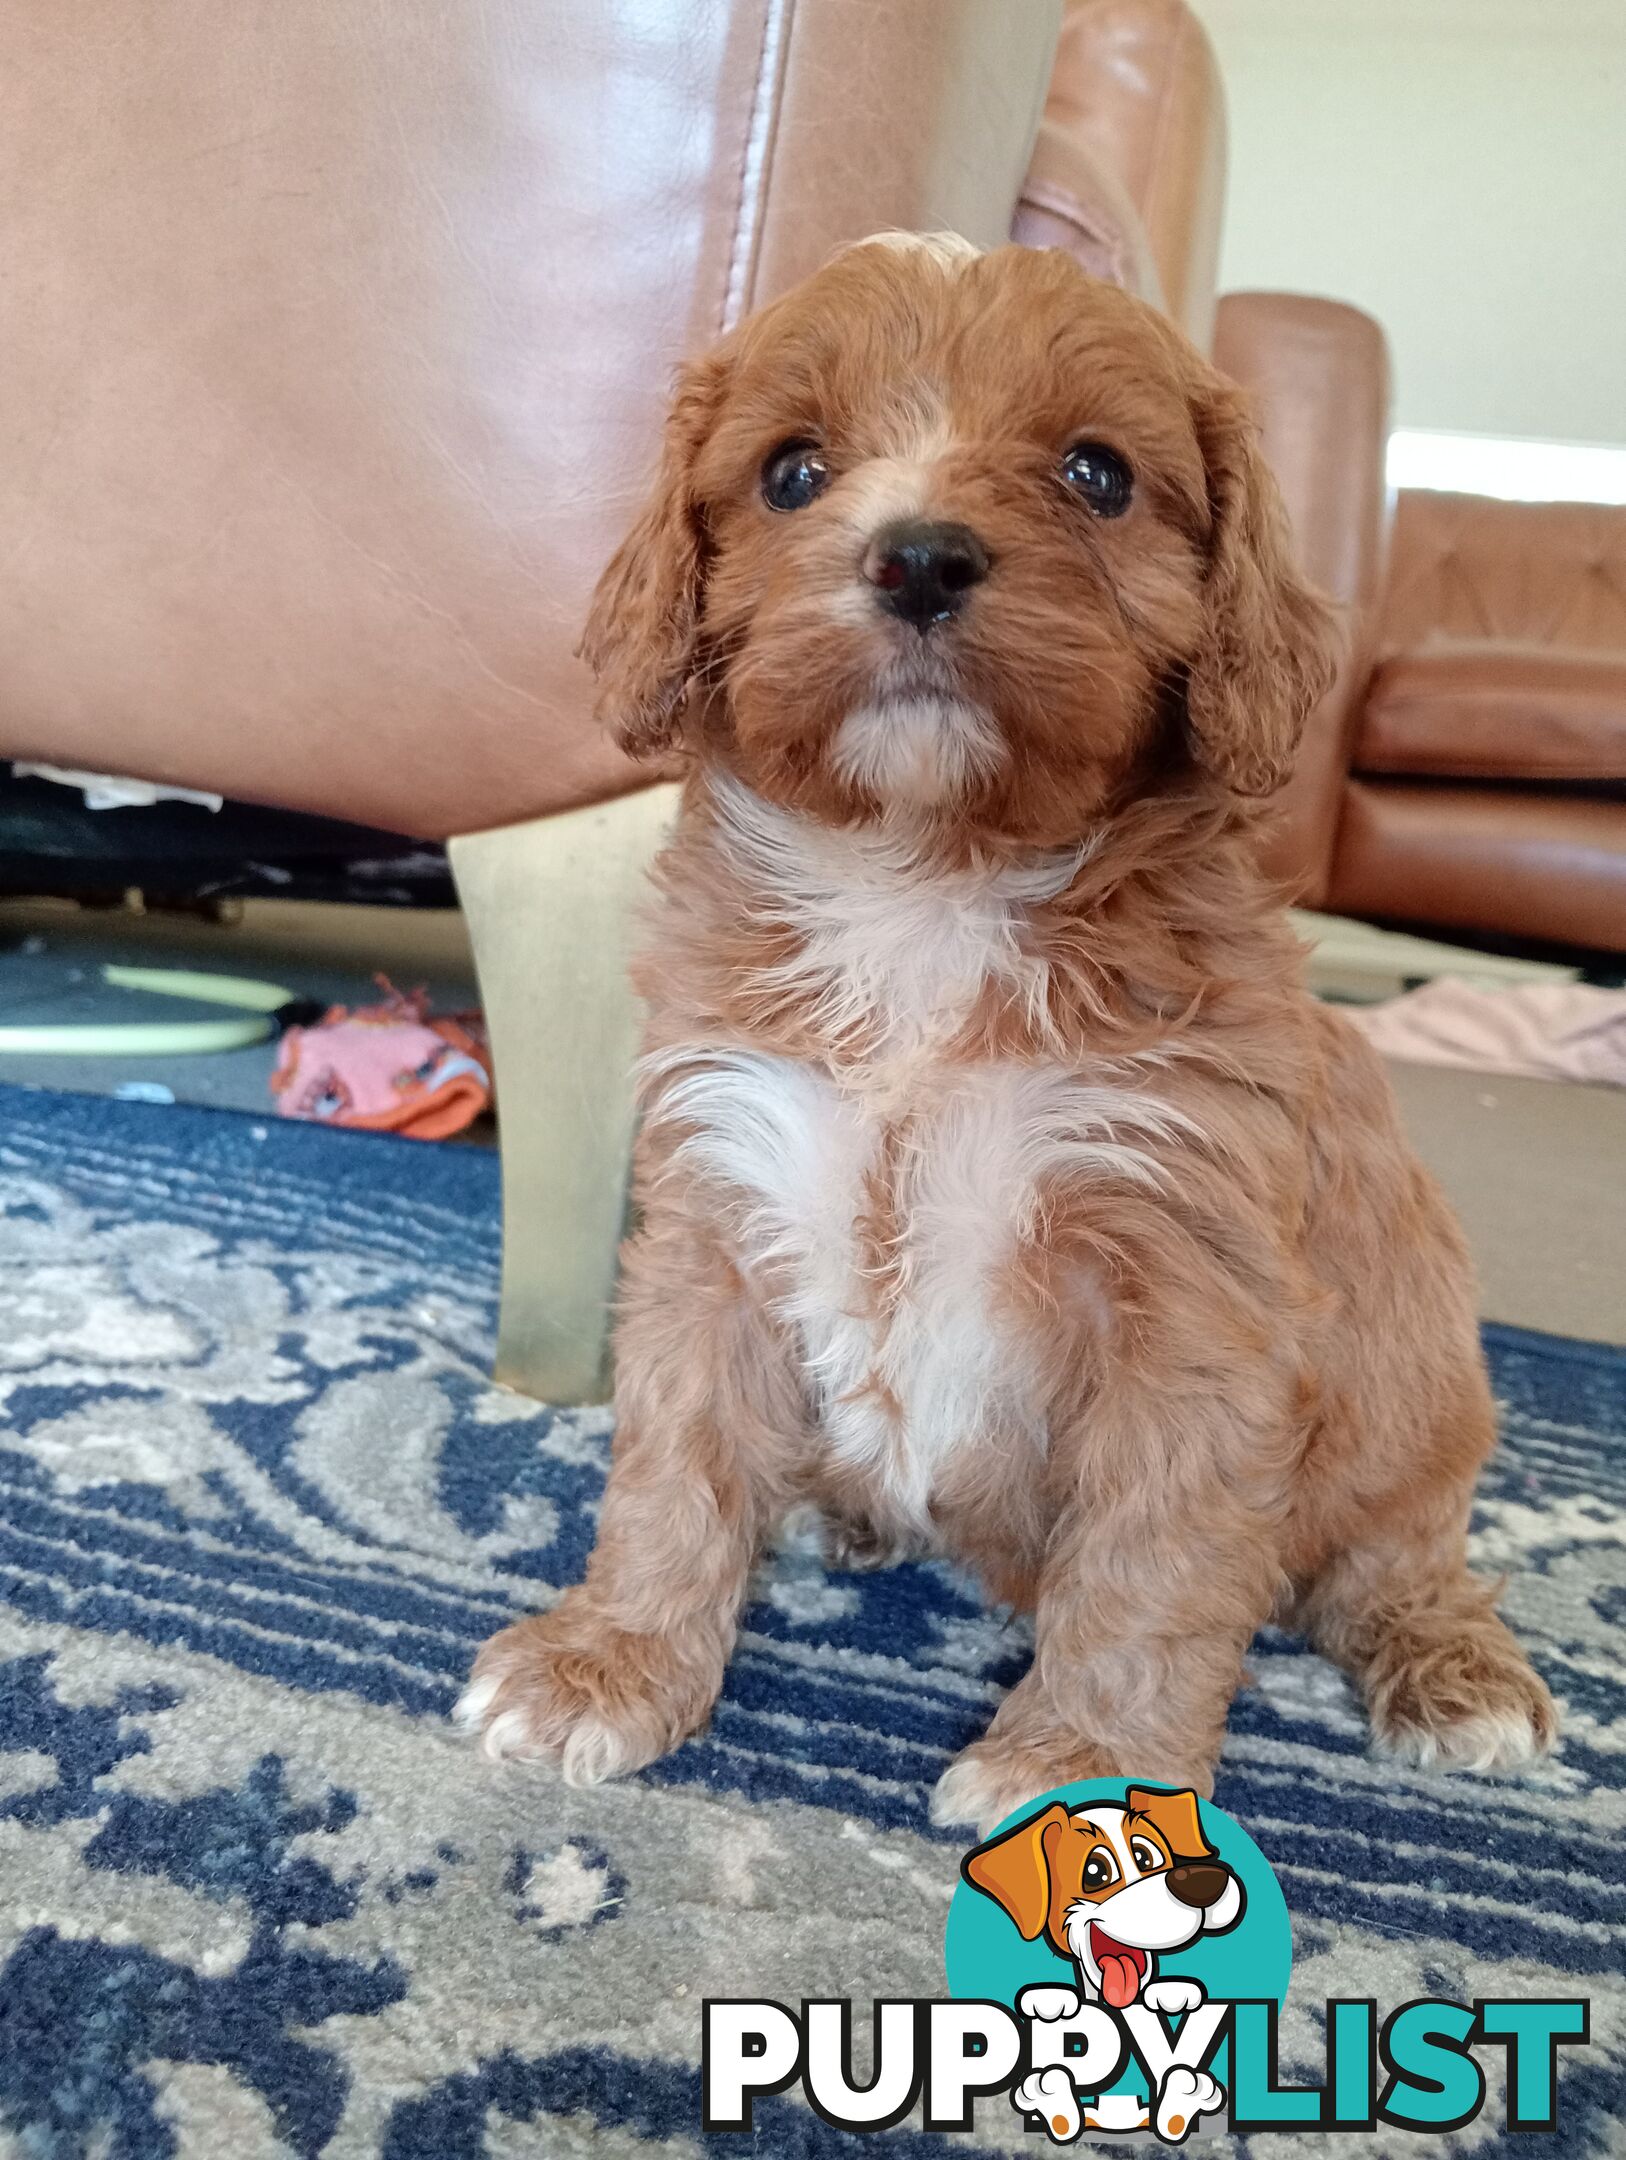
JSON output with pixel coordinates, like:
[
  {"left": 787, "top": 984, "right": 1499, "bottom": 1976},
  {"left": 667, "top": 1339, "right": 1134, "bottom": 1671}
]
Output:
[
  {"left": 0, "top": 0, "right": 1234, "bottom": 1400},
  {"left": 1218, "top": 300, "right": 1626, "bottom": 956},
  {"left": 1326, "top": 492, "right": 1626, "bottom": 954}
]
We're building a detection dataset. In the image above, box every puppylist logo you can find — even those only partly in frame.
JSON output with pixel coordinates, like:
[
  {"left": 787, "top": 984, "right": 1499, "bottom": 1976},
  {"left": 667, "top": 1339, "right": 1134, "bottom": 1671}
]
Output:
[{"left": 703, "top": 1780, "right": 1590, "bottom": 2140}]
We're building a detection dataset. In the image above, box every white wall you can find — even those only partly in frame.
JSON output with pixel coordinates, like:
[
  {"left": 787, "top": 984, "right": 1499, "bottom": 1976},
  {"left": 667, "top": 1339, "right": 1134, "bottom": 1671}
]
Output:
[{"left": 1192, "top": 0, "right": 1626, "bottom": 447}]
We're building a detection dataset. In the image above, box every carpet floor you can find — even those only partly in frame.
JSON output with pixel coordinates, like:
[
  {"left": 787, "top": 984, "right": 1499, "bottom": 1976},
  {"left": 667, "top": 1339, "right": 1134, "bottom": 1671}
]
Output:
[{"left": 0, "top": 1083, "right": 1620, "bottom": 2156}]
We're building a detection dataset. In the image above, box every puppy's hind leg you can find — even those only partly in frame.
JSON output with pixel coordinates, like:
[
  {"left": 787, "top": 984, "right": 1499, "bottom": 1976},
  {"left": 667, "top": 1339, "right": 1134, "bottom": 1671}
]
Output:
[{"left": 1298, "top": 1502, "right": 1556, "bottom": 1774}]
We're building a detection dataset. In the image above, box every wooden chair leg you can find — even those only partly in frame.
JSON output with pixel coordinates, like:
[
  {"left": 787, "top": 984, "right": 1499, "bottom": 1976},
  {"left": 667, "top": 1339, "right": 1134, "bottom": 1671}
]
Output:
[{"left": 449, "top": 785, "right": 678, "bottom": 1403}]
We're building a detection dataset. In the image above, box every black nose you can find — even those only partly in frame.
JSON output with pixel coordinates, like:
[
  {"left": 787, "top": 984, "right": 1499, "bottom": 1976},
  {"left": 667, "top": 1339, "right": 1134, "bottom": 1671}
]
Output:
[
  {"left": 868, "top": 519, "right": 990, "bottom": 630},
  {"left": 1167, "top": 1863, "right": 1230, "bottom": 1910}
]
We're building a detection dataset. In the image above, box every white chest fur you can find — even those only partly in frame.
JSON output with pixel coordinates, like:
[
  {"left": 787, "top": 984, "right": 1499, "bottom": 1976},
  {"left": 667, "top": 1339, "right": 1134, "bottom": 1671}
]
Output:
[{"left": 644, "top": 784, "right": 1186, "bottom": 1526}]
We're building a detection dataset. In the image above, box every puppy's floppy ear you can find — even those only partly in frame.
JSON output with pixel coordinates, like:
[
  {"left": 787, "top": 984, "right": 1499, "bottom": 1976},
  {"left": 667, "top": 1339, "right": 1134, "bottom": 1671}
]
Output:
[
  {"left": 1184, "top": 376, "right": 1341, "bottom": 797},
  {"left": 962, "top": 1802, "right": 1072, "bottom": 1940},
  {"left": 1126, "top": 1785, "right": 1215, "bottom": 1864},
  {"left": 578, "top": 349, "right": 731, "bottom": 758}
]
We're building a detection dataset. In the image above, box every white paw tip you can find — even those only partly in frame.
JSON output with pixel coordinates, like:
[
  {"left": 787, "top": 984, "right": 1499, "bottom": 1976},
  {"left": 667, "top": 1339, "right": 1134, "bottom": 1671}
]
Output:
[
  {"left": 1144, "top": 1978, "right": 1205, "bottom": 2016},
  {"left": 451, "top": 1674, "right": 500, "bottom": 1731},
  {"left": 480, "top": 1709, "right": 542, "bottom": 1762},
  {"left": 1018, "top": 1985, "right": 1082, "bottom": 2023},
  {"left": 1376, "top": 1705, "right": 1549, "bottom": 1775},
  {"left": 929, "top": 1757, "right": 1002, "bottom": 1829},
  {"left": 560, "top": 1716, "right": 641, "bottom": 1788}
]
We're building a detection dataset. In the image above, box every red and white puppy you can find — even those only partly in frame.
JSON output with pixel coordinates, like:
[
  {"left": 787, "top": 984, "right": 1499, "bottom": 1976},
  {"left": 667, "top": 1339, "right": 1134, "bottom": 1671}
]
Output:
[{"left": 457, "top": 236, "right": 1555, "bottom": 1828}]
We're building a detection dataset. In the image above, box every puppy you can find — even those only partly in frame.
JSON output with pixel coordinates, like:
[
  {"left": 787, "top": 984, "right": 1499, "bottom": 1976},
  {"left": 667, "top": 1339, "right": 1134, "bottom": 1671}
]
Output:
[
  {"left": 457, "top": 235, "right": 1555, "bottom": 1827},
  {"left": 965, "top": 1785, "right": 1240, "bottom": 2012}
]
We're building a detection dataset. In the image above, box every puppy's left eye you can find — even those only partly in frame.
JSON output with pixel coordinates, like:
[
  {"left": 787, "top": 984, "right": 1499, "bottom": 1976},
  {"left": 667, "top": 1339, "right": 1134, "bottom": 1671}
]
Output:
[
  {"left": 761, "top": 440, "right": 831, "bottom": 512},
  {"left": 1061, "top": 441, "right": 1133, "bottom": 518},
  {"left": 1130, "top": 1839, "right": 1165, "bottom": 1873}
]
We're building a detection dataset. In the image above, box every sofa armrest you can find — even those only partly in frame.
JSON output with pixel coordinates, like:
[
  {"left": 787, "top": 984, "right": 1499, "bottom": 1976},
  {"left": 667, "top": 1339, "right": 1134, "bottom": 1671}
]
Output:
[{"left": 1213, "top": 291, "right": 1392, "bottom": 905}]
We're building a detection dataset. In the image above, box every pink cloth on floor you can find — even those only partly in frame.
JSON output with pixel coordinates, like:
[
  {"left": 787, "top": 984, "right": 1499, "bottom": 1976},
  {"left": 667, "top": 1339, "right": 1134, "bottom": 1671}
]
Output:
[
  {"left": 271, "top": 982, "right": 490, "bottom": 1137},
  {"left": 1346, "top": 980, "right": 1626, "bottom": 1087}
]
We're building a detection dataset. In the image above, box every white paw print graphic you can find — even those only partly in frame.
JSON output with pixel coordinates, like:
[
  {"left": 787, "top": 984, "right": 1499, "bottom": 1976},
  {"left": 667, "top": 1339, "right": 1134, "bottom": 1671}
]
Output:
[
  {"left": 1017, "top": 1984, "right": 1082, "bottom": 2023},
  {"left": 1155, "top": 2064, "right": 1225, "bottom": 2144},
  {"left": 1141, "top": 1976, "right": 1207, "bottom": 2017},
  {"left": 1014, "top": 2066, "right": 1081, "bottom": 2143}
]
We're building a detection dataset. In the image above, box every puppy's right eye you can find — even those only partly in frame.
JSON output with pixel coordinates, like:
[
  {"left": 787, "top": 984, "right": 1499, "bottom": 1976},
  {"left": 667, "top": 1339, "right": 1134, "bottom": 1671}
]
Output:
[
  {"left": 1061, "top": 440, "right": 1133, "bottom": 518},
  {"left": 1080, "top": 1847, "right": 1119, "bottom": 1892},
  {"left": 761, "top": 440, "right": 830, "bottom": 512}
]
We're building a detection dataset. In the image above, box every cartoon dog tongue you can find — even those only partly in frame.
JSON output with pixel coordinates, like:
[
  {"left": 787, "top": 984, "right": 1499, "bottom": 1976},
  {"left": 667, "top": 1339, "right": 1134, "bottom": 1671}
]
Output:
[{"left": 1091, "top": 1928, "right": 1143, "bottom": 2008}]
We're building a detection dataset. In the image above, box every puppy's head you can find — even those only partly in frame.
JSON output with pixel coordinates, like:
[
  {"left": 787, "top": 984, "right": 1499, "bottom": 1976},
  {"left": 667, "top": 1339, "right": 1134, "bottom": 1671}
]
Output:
[
  {"left": 963, "top": 1787, "right": 1243, "bottom": 2004},
  {"left": 582, "top": 238, "right": 1338, "bottom": 845}
]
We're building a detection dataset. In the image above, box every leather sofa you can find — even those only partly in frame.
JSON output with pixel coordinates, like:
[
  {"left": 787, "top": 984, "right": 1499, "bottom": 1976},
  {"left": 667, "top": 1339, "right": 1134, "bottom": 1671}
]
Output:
[
  {"left": 0, "top": 0, "right": 1287, "bottom": 1400},
  {"left": 1320, "top": 491, "right": 1626, "bottom": 953},
  {"left": 1223, "top": 298, "right": 1625, "bottom": 957}
]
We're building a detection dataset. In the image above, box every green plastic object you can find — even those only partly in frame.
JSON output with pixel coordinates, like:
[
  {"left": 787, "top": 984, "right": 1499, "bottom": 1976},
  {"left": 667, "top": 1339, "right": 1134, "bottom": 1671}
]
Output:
[{"left": 0, "top": 964, "right": 296, "bottom": 1056}]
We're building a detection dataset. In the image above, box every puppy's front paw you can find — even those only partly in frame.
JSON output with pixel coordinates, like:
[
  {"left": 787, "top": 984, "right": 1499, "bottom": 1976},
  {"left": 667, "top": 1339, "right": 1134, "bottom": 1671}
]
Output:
[
  {"left": 454, "top": 1596, "right": 721, "bottom": 1787},
  {"left": 1370, "top": 1641, "right": 1557, "bottom": 1775},
  {"left": 930, "top": 1738, "right": 1124, "bottom": 1834},
  {"left": 1155, "top": 2065, "right": 1224, "bottom": 2144},
  {"left": 1142, "top": 1977, "right": 1206, "bottom": 2017},
  {"left": 1017, "top": 1985, "right": 1082, "bottom": 2023}
]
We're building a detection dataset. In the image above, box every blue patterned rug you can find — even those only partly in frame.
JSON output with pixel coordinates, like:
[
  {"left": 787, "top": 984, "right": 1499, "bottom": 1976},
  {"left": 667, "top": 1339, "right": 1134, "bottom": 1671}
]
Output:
[{"left": 0, "top": 1081, "right": 1620, "bottom": 2156}]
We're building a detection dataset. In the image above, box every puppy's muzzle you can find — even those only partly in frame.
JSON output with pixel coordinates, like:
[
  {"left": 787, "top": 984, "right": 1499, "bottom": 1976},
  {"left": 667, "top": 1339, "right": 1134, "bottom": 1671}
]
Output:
[
  {"left": 866, "top": 518, "right": 989, "bottom": 631},
  {"left": 1166, "top": 1863, "right": 1231, "bottom": 1910}
]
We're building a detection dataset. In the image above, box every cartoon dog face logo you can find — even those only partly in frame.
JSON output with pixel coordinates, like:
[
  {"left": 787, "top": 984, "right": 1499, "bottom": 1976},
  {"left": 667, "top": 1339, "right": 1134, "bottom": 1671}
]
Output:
[{"left": 963, "top": 1786, "right": 1244, "bottom": 2008}]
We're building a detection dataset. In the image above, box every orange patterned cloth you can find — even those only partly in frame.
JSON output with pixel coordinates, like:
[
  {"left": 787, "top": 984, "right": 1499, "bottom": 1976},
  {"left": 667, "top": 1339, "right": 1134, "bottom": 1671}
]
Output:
[{"left": 271, "top": 981, "right": 490, "bottom": 1139}]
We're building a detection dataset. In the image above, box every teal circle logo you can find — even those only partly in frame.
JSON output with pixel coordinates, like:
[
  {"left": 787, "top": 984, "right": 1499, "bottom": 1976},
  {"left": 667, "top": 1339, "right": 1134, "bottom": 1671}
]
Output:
[{"left": 943, "top": 1781, "right": 1291, "bottom": 2136}]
